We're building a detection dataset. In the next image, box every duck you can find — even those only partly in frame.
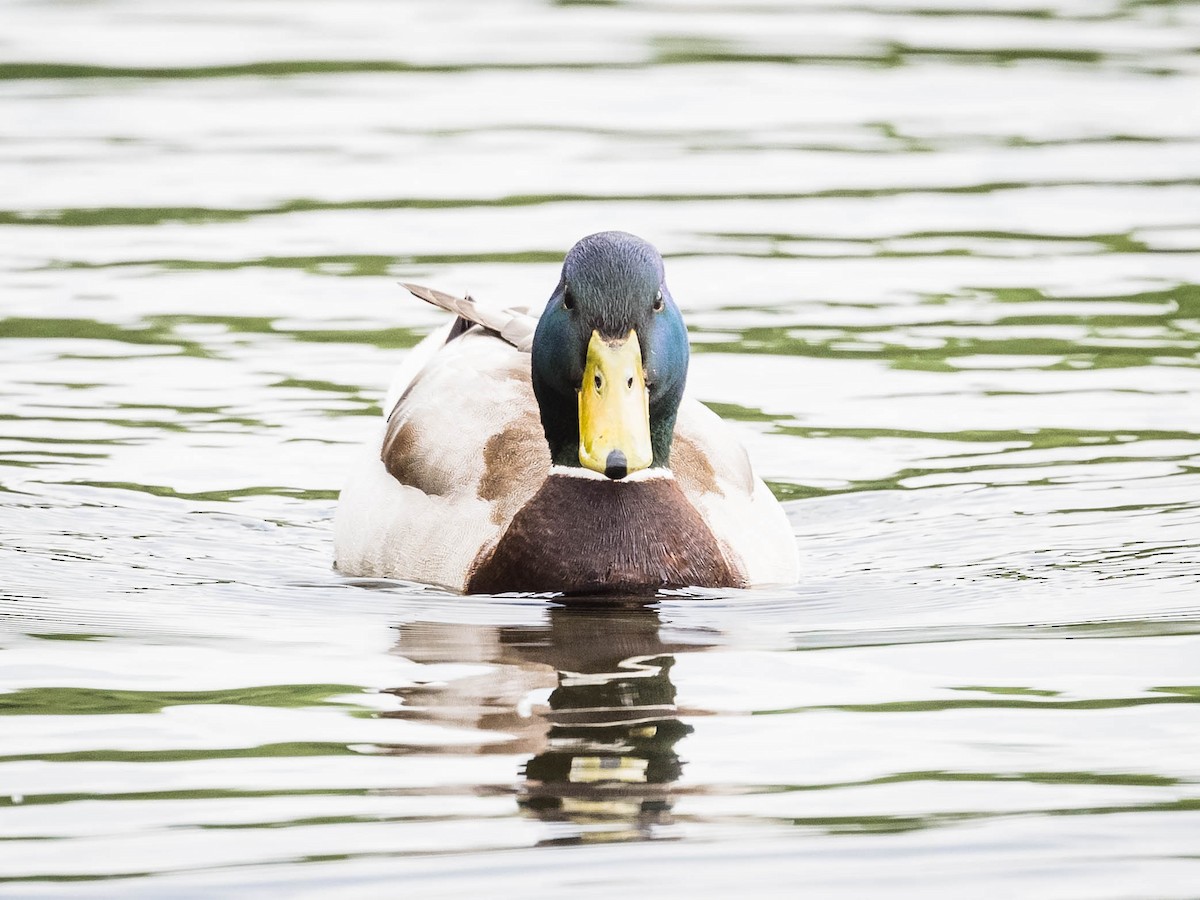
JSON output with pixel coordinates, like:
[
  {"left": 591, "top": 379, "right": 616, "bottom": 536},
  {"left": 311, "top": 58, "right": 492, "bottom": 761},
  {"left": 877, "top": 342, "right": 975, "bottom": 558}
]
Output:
[{"left": 333, "top": 231, "right": 798, "bottom": 594}]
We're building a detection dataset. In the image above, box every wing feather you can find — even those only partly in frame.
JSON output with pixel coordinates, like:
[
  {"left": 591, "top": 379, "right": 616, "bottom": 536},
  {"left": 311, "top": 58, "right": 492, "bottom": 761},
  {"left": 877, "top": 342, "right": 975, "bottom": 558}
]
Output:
[{"left": 401, "top": 282, "right": 537, "bottom": 352}]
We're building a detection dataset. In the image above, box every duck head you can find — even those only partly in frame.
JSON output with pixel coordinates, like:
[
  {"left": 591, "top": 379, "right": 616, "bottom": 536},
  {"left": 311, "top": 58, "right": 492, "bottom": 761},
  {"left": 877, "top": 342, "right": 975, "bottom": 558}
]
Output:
[{"left": 531, "top": 231, "right": 689, "bottom": 480}]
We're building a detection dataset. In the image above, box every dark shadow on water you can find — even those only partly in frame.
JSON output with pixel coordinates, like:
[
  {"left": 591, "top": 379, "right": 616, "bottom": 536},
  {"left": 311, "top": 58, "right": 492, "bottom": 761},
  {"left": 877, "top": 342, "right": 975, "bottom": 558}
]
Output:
[{"left": 385, "top": 604, "right": 718, "bottom": 845}]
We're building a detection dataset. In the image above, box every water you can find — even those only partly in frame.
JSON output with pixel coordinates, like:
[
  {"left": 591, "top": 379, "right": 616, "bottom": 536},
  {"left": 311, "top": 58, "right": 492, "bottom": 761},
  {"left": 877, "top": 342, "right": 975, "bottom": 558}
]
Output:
[{"left": 3, "top": 0, "right": 1200, "bottom": 895}]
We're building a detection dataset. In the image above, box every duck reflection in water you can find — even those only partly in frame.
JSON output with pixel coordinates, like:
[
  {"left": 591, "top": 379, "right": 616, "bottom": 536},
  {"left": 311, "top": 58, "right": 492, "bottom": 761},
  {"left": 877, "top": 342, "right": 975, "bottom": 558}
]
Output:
[{"left": 386, "top": 603, "right": 716, "bottom": 845}]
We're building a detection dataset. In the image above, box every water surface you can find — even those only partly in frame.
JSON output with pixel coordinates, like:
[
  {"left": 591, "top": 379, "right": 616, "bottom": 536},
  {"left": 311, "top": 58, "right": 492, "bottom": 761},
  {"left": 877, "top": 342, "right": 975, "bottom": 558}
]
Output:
[{"left": 3, "top": 0, "right": 1200, "bottom": 896}]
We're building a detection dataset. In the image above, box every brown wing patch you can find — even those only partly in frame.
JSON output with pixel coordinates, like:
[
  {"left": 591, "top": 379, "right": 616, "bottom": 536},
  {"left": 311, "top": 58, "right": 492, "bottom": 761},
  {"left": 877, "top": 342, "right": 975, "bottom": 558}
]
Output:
[
  {"left": 479, "top": 412, "right": 551, "bottom": 524},
  {"left": 381, "top": 414, "right": 463, "bottom": 496},
  {"left": 381, "top": 417, "right": 425, "bottom": 488},
  {"left": 671, "top": 433, "right": 722, "bottom": 496},
  {"left": 500, "top": 364, "right": 533, "bottom": 385}
]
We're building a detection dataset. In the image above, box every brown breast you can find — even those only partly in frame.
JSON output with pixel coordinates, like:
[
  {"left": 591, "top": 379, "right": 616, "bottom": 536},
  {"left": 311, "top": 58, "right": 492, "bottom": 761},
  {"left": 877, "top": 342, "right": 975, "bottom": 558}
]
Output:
[{"left": 466, "top": 473, "right": 743, "bottom": 595}]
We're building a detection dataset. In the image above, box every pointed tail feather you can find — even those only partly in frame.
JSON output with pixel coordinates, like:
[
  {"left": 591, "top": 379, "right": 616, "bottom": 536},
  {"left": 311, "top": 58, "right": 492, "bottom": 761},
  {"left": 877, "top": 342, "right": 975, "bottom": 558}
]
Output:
[{"left": 400, "top": 282, "right": 536, "bottom": 352}]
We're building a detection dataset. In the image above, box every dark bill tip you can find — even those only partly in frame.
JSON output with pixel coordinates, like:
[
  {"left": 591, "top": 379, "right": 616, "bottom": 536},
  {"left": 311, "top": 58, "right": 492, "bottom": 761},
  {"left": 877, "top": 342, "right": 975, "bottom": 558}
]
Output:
[{"left": 604, "top": 450, "right": 628, "bottom": 480}]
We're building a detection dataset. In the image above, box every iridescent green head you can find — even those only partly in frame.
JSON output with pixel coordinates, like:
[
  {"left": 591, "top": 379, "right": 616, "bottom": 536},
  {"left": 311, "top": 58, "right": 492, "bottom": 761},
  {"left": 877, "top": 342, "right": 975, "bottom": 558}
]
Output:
[{"left": 531, "top": 231, "right": 689, "bottom": 479}]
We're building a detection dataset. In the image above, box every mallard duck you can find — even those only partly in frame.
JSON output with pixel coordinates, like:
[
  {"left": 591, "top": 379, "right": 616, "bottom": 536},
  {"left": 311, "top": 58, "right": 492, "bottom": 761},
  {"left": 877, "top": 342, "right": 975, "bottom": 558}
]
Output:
[{"left": 334, "top": 231, "right": 798, "bottom": 594}]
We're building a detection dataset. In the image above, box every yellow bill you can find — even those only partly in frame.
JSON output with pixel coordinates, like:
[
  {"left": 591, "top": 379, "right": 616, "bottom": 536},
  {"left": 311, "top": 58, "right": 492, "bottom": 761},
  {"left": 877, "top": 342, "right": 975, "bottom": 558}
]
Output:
[{"left": 578, "top": 329, "right": 653, "bottom": 478}]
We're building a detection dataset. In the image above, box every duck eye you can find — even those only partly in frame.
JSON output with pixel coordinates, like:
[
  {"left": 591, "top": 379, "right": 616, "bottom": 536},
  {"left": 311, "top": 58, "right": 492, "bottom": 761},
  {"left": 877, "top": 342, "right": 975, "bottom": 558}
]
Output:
[
  {"left": 563, "top": 291, "right": 575, "bottom": 311},
  {"left": 653, "top": 290, "right": 664, "bottom": 311}
]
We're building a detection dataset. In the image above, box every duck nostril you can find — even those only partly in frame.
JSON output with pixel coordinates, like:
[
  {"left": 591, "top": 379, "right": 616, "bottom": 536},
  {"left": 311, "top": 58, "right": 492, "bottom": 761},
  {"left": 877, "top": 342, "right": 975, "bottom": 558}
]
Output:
[
  {"left": 594, "top": 373, "right": 602, "bottom": 391},
  {"left": 626, "top": 376, "right": 633, "bottom": 388}
]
